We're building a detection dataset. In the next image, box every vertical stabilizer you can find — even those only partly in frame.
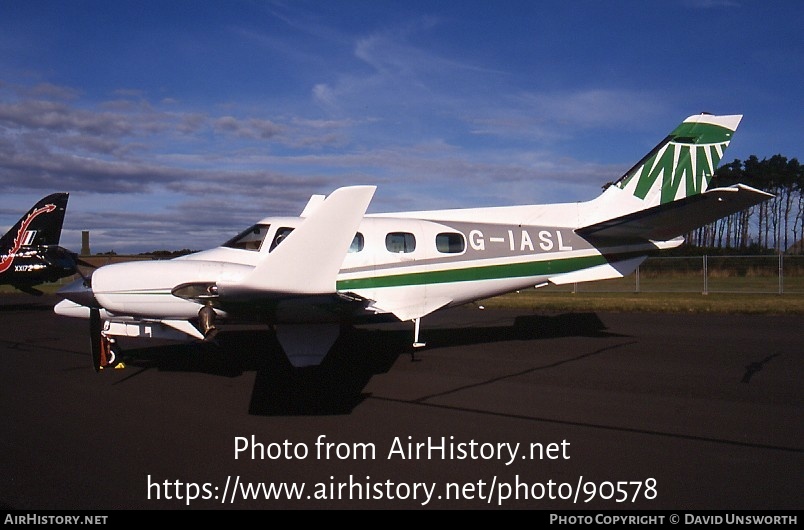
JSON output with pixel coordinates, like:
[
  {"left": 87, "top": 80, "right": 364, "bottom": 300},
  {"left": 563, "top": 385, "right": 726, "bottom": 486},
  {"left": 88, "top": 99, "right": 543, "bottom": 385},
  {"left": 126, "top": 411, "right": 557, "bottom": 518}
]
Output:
[
  {"left": 0, "top": 193, "right": 69, "bottom": 250},
  {"left": 577, "top": 114, "right": 773, "bottom": 243},
  {"left": 583, "top": 114, "right": 741, "bottom": 225},
  {"left": 616, "top": 113, "right": 741, "bottom": 205}
]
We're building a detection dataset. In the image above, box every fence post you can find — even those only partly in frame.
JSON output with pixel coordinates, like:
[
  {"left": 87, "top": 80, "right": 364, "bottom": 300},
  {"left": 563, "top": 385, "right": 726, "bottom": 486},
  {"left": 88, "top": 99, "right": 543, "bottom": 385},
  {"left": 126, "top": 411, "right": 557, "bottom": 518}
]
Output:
[
  {"left": 779, "top": 252, "right": 784, "bottom": 295},
  {"left": 635, "top": 264, "right": 640, "bottom": 293},
  {"left": 702, "top": 254, "right": 708, "bottom": 295}
]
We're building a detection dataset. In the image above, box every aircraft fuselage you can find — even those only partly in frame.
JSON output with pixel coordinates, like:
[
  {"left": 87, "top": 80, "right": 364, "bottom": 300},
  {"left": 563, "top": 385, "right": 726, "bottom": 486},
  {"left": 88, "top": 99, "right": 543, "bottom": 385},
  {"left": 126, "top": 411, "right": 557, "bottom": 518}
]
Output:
[{"left": 62, "top": 214, "right": 663, "bottom": 325}]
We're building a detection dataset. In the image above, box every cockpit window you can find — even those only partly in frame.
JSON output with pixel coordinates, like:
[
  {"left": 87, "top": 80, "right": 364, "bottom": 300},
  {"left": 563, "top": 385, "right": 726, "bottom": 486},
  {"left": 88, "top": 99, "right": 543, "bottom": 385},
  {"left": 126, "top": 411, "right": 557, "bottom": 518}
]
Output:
[
  {"left": 270, "top": 227, "right": 295, "bottom": 251},
  {"left": 223, "top": 224, "right": 270, "bottom": 251},
  {"left": 349, "top": 233, "right": 364, "bottom": 253}
]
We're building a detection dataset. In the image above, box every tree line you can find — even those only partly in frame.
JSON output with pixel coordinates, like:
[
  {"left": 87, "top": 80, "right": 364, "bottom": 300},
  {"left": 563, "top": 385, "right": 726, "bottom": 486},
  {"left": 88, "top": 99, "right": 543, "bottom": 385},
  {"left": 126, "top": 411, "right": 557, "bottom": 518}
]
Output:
[{"left": 687, "top": 154, "right": 803, "bottom": 254}]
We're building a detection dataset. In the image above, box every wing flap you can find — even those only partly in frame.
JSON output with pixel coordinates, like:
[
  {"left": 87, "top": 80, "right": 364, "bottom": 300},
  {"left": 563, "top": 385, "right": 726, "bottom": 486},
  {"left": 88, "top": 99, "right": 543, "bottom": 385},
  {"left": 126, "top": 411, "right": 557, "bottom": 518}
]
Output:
[{"left": 368, "top": 296, "right": 453, "bottom": 322}]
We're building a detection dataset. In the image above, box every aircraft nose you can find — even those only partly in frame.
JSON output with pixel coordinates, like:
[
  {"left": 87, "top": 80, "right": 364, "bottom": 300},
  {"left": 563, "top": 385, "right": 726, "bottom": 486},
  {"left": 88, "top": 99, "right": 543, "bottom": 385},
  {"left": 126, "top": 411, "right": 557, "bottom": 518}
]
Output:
[{"left": 57, "top": 276, "right": 100, "bottom": 308}]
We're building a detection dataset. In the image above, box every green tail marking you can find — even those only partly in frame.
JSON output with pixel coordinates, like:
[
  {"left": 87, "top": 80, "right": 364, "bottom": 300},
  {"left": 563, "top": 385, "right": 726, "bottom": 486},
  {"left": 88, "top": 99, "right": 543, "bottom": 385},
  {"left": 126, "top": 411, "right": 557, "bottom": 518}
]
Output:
[{"left": 617, "top": 121, "right": 734, "bottom": 204}]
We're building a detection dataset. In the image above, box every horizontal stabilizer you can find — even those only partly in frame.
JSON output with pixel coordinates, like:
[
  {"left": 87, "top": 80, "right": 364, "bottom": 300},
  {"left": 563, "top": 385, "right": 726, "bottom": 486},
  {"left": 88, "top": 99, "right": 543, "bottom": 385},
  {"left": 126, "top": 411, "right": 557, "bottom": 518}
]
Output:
[{"left": 576, "top": 184, "right": 773, "bottom": 243}]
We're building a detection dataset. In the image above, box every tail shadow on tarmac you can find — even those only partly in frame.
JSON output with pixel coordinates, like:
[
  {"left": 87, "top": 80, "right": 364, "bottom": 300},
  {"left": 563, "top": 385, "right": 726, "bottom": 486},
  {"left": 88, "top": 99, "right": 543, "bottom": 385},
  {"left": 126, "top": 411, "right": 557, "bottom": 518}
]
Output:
[{"left": 111, "top": 312, "right": 621, "bottom": 416}]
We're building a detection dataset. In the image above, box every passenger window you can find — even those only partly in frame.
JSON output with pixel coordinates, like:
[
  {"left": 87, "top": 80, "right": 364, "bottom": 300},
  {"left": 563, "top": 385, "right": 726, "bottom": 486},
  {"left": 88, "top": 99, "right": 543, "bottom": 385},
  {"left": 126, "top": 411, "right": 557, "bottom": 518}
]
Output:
[
  {"left": 436, "top": 232, "right": 465, "bottom": 253},
  {"left": 349, "top": 233, "right": 364, "bottom": 253},
  {"left": 223, "top": 224, "right": 270, "bottom": 251},
  {"left": 270, "top": 227, "right": 294, "bottom": 251},
  {"left": 386, "top": 232, "right": 416, "bottom": 253}
]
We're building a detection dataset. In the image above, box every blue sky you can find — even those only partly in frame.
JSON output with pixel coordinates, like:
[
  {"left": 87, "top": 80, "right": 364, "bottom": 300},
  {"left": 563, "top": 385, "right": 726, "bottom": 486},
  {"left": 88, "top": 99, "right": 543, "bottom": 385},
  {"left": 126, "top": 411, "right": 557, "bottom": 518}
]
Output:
[{"left": 1, "top": 0, "right": 802, "bottom": 254}]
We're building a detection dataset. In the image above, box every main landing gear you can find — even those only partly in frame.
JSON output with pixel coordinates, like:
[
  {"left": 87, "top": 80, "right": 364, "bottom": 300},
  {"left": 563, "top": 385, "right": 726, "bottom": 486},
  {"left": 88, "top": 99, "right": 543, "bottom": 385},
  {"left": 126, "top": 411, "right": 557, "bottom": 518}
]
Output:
[
  {"left": 98, "top": 332, "right": 125, "bottom": 370},
  {"left": 89, "top": 307, "right": 125, "bottom": 371},
  {"left": 411, "top": 317, "right": 426, "bottom": 361}
]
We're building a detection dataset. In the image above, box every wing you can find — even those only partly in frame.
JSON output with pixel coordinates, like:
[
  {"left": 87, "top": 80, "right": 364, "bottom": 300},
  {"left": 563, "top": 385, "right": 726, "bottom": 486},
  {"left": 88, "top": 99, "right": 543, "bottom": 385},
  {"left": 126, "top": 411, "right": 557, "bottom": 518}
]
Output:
[{"left": 217, "top": 185, "right": 376, "bottom": 298}]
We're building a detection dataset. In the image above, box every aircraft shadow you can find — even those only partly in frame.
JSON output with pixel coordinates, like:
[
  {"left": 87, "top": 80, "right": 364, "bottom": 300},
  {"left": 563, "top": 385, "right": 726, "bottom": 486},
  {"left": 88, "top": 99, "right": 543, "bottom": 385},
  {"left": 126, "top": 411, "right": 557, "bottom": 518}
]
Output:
[
  {"left": 0, "top": 300, "right": 56, "bottom": 312},
  {"left": 114, "top": 312, "right": 622, "bottom": 416},
  {"left": 420, "top": 311, "right": 621, "bottom": 348}
]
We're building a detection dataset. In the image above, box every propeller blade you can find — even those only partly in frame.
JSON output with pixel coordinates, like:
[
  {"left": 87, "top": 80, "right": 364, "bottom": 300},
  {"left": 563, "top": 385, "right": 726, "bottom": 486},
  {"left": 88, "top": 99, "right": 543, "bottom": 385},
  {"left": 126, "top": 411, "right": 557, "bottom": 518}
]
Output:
[
  {"left": 89, "top": 307, "right": 103, "bottom": 372},
  {"left": 76, "top": 267, "right": 93, "bottom": 287},
  {"left": 57, "top": 277, "right": 99, "bottom": 307},
  {"left": 67, "top": 253, "right": 96, "bottom": 284},
  {"left": 75, "top": 257, "right": 97, "bottom": 270}
]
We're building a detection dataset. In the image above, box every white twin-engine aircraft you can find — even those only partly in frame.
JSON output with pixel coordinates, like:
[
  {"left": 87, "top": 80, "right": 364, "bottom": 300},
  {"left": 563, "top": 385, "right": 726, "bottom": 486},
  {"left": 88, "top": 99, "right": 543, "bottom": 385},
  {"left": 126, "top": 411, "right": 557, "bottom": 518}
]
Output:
[{"left": 55, "top": 113, "right": 772, "bottom": 371}]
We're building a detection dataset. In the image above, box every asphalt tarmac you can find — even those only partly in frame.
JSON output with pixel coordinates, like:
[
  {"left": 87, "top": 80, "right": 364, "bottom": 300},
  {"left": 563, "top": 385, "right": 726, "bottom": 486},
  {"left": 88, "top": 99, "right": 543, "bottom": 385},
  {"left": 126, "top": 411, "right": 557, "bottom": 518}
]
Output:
[{"left": 0, "top": 295, "right": 801, "bottom": 511}]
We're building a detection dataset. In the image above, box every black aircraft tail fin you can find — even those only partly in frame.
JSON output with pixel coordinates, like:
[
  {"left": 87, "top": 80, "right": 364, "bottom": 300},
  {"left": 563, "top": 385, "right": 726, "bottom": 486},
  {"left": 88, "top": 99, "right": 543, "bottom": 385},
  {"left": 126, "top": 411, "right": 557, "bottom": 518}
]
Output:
[{"left": 0, "top": 193, "right": 69, "bottom": 251}]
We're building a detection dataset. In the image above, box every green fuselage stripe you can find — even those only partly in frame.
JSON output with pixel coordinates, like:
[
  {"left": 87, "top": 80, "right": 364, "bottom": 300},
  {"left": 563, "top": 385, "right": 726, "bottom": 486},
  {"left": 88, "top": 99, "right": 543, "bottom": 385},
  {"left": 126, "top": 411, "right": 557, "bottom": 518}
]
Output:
[{"left": 336, "top": 254, "right": 608, "bottom": 290}]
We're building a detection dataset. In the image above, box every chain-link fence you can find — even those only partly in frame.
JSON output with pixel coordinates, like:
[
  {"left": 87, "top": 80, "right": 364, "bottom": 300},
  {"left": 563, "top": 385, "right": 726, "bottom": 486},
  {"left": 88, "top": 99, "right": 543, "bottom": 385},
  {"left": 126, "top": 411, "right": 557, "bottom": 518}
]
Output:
[{"left": 567, "top": 255, "right": 804, "bottom": 294}]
